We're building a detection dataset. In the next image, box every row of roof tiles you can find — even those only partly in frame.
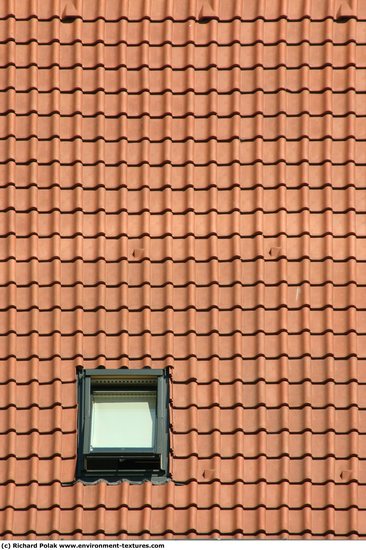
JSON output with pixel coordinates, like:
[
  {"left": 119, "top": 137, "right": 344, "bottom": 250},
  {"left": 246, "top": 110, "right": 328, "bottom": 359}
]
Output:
[
  {"left": 0, "top": 187, "right": 363, "bottom": 210},
  {"left": 0, "top": 503, "right": 364, "bottom": 538},
  {"left": 4, "top": 141, "right": 366, "bottom": 164},
  {"left": 5, "top": 117, "right": 366, "bottom": 139},
  {"left": 0, "top": 0, "right": 362, "bottom": 22},
  {"left": 3, "top": 46, "right": 366, "bottom": 68},
  {"left": 2, "top": 23, "right": 366, "bottom": 46}
]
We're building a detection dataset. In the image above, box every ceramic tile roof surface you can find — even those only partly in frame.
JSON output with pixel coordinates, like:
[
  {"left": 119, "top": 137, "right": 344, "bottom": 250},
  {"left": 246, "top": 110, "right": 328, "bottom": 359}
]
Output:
[{"left": 1, "top": 0, "right": 366, "bottom": 539}]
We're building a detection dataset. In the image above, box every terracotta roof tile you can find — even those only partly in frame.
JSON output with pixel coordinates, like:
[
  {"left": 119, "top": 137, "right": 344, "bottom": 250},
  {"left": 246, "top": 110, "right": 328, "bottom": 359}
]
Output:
[{"left": 1, "top": 0, "right": 366, "bottom": 539}]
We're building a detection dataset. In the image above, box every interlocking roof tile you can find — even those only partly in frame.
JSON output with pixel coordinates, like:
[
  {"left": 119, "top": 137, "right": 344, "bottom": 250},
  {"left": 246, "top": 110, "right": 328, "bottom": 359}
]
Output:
[{"left": 0, "top": 0, "right": 366, "bottom": 539}]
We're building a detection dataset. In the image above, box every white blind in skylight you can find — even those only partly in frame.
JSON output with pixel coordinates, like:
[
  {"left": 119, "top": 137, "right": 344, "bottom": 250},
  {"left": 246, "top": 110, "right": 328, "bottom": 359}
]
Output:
[{"left": 90, "top": 391, "right": 156, "bottom": 449}]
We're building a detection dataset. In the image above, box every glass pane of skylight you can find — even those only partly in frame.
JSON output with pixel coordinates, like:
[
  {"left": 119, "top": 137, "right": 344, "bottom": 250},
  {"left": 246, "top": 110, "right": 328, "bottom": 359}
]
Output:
[{"left": 90, "top": 391, "right": 156, "bottom": 449}]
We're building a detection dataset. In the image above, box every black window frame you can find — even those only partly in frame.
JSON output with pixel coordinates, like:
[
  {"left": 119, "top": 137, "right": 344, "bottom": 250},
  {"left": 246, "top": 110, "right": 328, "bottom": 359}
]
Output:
[{"left": 77, "top": 368, "right": 169, "bottom": 483}]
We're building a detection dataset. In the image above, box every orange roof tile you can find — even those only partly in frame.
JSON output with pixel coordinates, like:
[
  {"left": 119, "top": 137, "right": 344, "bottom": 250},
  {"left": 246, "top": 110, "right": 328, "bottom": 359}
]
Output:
[{"left": 0, "top": 0, "right": 366, "bottom": 539}]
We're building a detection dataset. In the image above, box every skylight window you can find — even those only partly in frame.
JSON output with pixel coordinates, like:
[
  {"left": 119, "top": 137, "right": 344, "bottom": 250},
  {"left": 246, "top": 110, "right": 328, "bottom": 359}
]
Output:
[{"left": 77, "top": 369, "right": 169, "bottom": 482}]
